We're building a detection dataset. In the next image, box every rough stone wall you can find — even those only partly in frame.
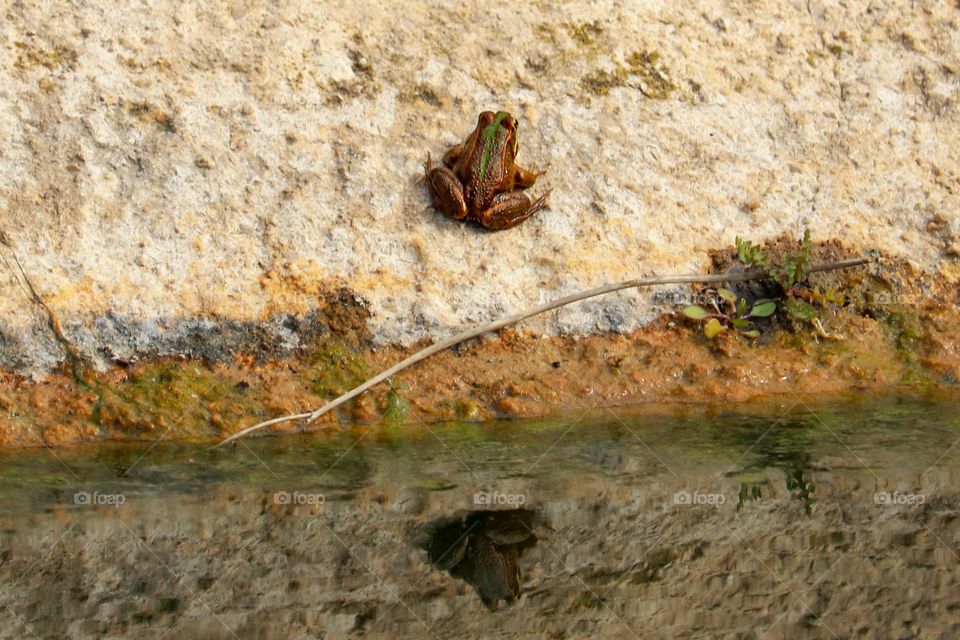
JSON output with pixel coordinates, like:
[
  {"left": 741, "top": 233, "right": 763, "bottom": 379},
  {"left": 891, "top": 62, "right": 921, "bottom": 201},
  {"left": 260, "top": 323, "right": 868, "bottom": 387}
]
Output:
[{"left": 1, "top": 1, "right": 957, "bottom": 377}]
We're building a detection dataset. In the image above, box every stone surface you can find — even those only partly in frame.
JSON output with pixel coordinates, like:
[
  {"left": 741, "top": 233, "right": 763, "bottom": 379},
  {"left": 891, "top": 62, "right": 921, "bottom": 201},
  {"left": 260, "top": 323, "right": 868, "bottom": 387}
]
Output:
[{"left": 1, "top": 1, "right": 958, "bottom": 376}]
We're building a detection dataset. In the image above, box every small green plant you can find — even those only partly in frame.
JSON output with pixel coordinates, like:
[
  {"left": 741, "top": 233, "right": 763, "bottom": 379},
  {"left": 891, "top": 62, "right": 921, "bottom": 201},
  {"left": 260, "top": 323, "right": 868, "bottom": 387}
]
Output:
[
  {"left": 779, "top": 228, "right": 813, "bottom": 290},
  {"left": 684, "top": 230, "right": 843, "bottom": 340},
  {"left": 734, "top": 229, "right": 830, "bottom": 327},
  {"left": 737, "top": 229, "right": 813, "bottom": 292},
  {"left": 683, "top": 288, "right": 776, "bottom": 340},
  {"left": 735, "top": 236, "right": 769, "bottom": 271}
]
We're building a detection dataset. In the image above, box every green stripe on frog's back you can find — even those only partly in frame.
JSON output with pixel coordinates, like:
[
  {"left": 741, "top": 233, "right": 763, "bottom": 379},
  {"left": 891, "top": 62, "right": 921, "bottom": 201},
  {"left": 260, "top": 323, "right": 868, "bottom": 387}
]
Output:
[{"left": 477, "top": 111, "right": 512, "bottom": 183}]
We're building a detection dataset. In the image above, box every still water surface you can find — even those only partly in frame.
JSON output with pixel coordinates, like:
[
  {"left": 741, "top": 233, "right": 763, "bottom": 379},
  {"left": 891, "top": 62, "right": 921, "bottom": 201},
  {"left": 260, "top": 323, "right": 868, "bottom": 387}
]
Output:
[{"left": 0, "top": 390, "right": 957, "bottom": 638}]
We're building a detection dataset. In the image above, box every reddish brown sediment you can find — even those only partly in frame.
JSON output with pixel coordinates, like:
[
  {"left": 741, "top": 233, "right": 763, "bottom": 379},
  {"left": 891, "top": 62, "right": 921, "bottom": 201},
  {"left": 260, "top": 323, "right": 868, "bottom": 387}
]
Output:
[{"left": 1, "top": 253, "right": 956, "bottom": 449}]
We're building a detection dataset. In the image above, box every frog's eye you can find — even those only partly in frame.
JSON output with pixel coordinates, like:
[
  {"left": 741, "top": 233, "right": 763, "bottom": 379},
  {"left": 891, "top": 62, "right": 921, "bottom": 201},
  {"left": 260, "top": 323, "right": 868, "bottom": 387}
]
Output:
[{"left": 478, "top": 111, "right": 496, "bottom": 126}]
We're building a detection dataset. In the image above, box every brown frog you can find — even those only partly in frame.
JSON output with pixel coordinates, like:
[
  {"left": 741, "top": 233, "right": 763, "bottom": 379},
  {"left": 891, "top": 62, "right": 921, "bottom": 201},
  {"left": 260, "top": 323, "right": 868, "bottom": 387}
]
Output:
[{"left": 424, "top": 111, "right": 549, "bottom": 230}]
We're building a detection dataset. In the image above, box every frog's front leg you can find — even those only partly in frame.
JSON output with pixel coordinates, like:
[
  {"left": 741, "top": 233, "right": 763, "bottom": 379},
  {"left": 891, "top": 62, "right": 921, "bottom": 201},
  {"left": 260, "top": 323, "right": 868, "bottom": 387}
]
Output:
[
  {"left": 477, "top": 190, "right": 550, "bottom": 230},
  {"left": 424, "top": 155, "right": 468, "bottom": 220}
]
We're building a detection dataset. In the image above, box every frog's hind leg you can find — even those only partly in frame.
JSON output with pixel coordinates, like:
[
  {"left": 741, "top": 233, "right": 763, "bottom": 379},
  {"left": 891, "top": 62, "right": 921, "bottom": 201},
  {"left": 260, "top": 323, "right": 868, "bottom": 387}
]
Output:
[
  {"left": 512, "top": 164, "right": 543, "bottom": 189},
  {"left": 478, "top": 190, "right": 551, "bottom": 230},
  {"left": 425, "top": 158, "right": 468, "bottom": 221},
  {"left": 442, "top": 143, "right": 465, "bottom": 169}
]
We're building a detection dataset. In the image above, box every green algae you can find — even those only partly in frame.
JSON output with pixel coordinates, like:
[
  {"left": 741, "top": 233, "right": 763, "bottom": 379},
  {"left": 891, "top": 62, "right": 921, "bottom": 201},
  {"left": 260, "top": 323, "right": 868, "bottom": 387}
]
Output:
[
  {"left": 413, "top": 477, "right": 456, "bottom": 491},
  {"left": 16, "top": 333, "right": 375, "bottom": 442},
  {"left": 876, "top": 304, "right": 928, "bottom": 382},
  {"left": 880, "top": 305, "right": 922, "bottom": 352},
  {"left": 453, "top": 399, "right": 482, "bottom": 421},
  {"left": 382, "top": 386, "right": 410, "bottom": 426},
  {"left": 307, "top": 335, "right": 369, "bottom": 398},
  {"left": 97, "top": 363, "right": 265, "bottom": 438}
]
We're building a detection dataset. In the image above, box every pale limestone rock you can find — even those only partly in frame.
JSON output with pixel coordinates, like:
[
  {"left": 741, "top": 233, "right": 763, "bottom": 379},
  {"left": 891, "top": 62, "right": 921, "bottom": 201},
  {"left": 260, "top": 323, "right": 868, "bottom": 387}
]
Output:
[{"left": 0, "top": 0, "right": 957, "bottom": 376}]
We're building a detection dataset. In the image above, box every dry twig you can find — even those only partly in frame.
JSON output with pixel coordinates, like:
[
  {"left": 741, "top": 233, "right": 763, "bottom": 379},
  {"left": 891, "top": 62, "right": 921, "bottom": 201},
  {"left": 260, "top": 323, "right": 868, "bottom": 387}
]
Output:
[{"left": 216, "top": 257, "right": 869, "bottom": 446}]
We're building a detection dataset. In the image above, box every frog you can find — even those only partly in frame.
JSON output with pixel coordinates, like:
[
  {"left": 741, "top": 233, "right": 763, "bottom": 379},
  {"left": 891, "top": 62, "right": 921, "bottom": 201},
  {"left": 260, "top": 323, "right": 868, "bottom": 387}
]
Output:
[{"left": 424, "top": 110, "right": 549, "bottom": 230}]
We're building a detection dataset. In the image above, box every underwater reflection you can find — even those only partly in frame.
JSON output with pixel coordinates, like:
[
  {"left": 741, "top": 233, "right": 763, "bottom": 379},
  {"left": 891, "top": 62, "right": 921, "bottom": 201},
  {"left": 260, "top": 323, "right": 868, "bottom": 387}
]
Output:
[{"left": 421, "top": 509, "right": 541, "bottom": 610}]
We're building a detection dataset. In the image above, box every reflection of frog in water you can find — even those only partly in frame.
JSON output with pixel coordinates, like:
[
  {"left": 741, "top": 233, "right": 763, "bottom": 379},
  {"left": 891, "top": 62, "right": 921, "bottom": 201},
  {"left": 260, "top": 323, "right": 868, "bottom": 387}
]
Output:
[{"left": 422, "top": 510, "right": 540, "bottom": 610}]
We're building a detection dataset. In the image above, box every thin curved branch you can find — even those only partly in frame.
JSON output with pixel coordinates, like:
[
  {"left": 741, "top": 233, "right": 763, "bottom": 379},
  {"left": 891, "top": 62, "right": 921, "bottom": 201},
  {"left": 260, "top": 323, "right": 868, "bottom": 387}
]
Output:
[{"left": 216, "top": 257, "right": 870, "bottom": 447}]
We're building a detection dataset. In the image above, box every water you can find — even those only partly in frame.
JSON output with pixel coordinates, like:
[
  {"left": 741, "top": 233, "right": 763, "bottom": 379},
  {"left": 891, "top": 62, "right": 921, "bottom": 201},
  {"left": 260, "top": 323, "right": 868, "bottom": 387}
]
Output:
[{"left": 0, "top": 390, "right": 958, "bottom": 639}]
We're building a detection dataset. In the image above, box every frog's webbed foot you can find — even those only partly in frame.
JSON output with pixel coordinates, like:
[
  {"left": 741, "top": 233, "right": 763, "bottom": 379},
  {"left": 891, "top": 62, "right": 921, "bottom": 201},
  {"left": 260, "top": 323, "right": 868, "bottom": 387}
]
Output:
[
  {"left": 478, "top": 190, "right": 551, "bottom": 230},
  {"left": 425, "top": 157, "right": 468, "bottom": 221}
]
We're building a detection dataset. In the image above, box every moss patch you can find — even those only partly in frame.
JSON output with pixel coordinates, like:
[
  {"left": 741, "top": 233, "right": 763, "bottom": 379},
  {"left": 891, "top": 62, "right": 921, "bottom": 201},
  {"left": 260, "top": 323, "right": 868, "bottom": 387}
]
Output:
[
  {"left": 563, "top": 20, "right": 604, "bottom": 47},
  {"left": 307, "top": 335, "right": 370, "bottom": 398},
  {"left": 381, "top": 387, "right": 410, "bottom": 426},
  {"left": 14, "top": 40, "right": 77, "bottom": 71},
  {"left": 98, "top": 363, "right": 265, "bottom": 438},
  {"left": 581, "top": 50, "right": 677, "bottom": 99}
]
